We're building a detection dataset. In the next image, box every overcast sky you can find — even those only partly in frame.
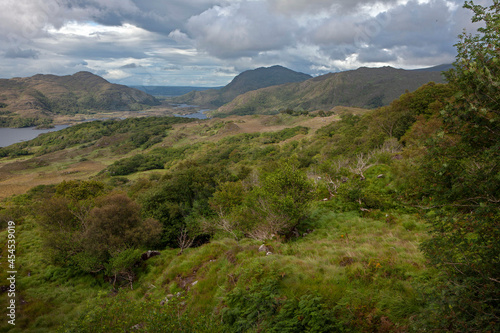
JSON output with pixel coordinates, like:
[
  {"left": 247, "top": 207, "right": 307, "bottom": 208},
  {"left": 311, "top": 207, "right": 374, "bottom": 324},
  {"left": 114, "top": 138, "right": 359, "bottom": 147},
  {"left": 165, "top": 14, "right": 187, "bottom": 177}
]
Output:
[{"left": 0, "top": 0, "right": 488, "bottom": 86}]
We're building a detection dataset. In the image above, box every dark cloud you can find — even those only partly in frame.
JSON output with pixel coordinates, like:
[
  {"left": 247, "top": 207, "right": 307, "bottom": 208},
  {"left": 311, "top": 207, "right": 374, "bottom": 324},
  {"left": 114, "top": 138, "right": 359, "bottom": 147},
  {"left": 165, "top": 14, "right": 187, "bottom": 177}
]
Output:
[
  {"left": 356, "top": 48, "right": 396, "bottom": 63},
  {"left": 120, "top": 63, "right": 139, "bottom": 69},
  {"left": 269, "top": 0, "right": 399, "bottom": 15},
  {"left": 4, "top": 48, "right": 40, "bottom": 59}
]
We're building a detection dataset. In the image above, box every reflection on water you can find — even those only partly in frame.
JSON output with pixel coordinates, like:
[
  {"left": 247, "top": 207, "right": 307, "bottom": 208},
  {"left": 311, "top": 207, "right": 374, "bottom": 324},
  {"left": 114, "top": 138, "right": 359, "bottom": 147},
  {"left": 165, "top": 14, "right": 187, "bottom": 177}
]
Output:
[
  {"left": 176, "top": 110, "right": 209, "bottom": 119},
  {"left": 0, "top": 125, "right": 69, "bottom": 148}
]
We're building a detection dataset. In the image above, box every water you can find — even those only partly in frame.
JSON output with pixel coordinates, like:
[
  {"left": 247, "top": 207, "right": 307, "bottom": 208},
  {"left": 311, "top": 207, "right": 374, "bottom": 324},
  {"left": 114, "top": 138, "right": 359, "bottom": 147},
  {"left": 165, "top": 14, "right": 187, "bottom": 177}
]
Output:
[
  {"left": 176, "top": 110, "right": 209, "bottom": 119},
  {"left": 0, "top": 125, "right": 70, "bottom": 148}
]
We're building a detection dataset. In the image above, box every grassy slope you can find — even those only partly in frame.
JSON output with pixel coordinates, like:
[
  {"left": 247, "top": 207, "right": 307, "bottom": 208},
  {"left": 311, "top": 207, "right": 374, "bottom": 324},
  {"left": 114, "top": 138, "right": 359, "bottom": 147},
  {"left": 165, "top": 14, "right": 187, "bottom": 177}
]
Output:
[{"left": 0, "top": 207, "right": 432, "bottom": 332}]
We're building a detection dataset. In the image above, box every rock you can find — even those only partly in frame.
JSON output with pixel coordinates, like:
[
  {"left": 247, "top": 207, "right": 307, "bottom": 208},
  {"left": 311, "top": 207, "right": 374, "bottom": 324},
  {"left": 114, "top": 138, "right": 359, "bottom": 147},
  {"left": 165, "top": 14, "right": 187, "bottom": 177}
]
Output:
[
  {"left": 192, "top": 281, "right": 198, "bottom": 286},
  {"left": 160, "top": 298, "right": 168, "bottom": 306},
  {"left": 377, "top": 174, "right": 385, "bottom": 178},
  {"left": 141, "top": 250, "right": 161, "bottom": 261},
  {"left": 258, "top": 244, "right": 269, "bottom": 253},
  {"left": 131, "top": 324, "right": 143, "bottom": 330},
  {"left": 266, "top": 251, "right": 272, "bottom": 256}
]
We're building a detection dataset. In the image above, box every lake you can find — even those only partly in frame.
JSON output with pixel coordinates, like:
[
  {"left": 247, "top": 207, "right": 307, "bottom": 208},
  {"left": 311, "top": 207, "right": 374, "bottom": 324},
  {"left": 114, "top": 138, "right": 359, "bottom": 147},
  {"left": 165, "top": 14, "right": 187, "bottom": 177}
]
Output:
[{"left": 0, "top": 125, "right": 70, "bottom": 148}]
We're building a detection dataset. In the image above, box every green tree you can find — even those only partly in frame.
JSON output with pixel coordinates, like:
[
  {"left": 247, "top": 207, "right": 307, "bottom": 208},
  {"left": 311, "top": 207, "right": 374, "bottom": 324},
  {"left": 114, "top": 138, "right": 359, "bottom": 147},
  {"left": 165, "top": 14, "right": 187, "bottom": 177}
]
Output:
[
  {"left": 244, "top": 163, "right": 313, "bottom": 240},
  {"left": 38, "top": 190, "right": 161, "bottom": 280},
  {"left": 418, "top": 1, "right": 500, "bottom": 330},
  {"left": 140, "top": 162, "right": 231, "bottom": 247}
]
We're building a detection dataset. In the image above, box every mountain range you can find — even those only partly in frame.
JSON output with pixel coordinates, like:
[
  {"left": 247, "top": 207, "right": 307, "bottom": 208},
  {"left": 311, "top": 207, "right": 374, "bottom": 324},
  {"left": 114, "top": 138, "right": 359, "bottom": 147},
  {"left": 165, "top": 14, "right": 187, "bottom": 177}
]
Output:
[
  {"left": 213, "top": 65, "right": 448, "bottom": 117},
  {"left": 0, "top": 64, "right": 450, "bottom": 127}
]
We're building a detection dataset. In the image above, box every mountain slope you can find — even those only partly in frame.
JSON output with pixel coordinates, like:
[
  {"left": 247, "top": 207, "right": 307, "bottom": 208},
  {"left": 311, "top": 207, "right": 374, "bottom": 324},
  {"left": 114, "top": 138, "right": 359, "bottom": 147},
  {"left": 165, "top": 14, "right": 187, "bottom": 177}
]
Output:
[
  {"left": 0, "top": 71, "right": 159, "bottom": 126},
  {"left": 214, "top": 66, "right": 447, "bottom": 116},
  {"left": 171, "top": 65, "right": 312, "bottom": 108}
]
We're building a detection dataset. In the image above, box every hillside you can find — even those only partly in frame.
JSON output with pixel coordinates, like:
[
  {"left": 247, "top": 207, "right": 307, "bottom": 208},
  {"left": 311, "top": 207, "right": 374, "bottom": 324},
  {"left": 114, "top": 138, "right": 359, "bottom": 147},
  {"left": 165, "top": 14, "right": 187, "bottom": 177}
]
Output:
[
  {"left": 214, "top": 65, "right": 447, "bottom": 117},
  {"left": 0, "top": 74, "right": 498, "bottom": 331},
  {"left": 0, "top": 72, "right": 160, "bottom": 127},
  {"left": 171, "top": 65, "right": 312, "bottom": 108}
]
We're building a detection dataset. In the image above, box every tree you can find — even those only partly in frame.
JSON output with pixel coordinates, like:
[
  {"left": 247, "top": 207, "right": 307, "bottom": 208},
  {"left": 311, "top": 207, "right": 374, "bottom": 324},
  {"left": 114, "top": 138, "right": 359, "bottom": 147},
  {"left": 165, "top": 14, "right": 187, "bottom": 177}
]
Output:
[
  {"left": 140, "top": 162, "right": 231, "bottom": 247},
  {"left": 419, "top": 1, "right": 500, "bottom": 330},
  {"left": 38, "top": 190, "right": 162, "bottom": 282},
  {"left": 244, "top": 163, "right": 313, "bottom": 240}
]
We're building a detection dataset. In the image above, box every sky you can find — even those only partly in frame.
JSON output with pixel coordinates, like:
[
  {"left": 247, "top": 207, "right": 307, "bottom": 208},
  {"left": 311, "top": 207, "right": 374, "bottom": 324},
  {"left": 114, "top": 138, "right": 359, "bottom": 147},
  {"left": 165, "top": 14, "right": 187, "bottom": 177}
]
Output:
[{"left": 0, "top": 0, "right": 489, "bottom": 86}]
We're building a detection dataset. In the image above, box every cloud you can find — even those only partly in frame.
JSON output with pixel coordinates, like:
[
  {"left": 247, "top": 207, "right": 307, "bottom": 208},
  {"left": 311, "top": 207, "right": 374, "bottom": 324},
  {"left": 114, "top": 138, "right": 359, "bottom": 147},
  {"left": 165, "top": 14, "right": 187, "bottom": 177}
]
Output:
[
  {"left": 120, "top": 63, "right": 139, "bottom": 69},
  {"left": 356, "top": 48, "right": 396, "bottom": 63},
  {"left": 0, "top": 0, "right": 484, "bottom": 85},
  {"left": 186, "top": 2, "right": 297, "bottom": 58},
  {"left": 269, "top": 0, "right": 399, "bottom": 15},
  {"left": 4, "top": 48, "right": 40, "bottom": 59}
]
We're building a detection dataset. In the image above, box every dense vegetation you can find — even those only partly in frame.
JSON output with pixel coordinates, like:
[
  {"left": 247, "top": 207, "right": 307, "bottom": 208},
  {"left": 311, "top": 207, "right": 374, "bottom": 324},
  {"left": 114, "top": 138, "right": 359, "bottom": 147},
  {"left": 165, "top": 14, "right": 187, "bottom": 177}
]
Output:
[{"left": 0, "top": 2, "right": 498, "bottom": 332}]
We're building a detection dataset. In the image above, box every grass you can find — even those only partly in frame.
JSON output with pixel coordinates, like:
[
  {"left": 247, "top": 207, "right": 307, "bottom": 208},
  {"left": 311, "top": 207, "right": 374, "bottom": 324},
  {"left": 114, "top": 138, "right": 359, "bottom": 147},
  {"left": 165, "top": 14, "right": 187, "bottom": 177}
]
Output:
[{"left": 0, "top": 204, "right": 434, "bottom": 332}]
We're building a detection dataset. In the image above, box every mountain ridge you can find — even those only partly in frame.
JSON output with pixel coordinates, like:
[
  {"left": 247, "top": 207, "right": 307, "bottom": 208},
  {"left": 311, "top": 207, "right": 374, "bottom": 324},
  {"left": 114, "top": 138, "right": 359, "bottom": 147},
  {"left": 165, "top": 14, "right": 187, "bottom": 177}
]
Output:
[
  {"left": 213, "top": 65, "right": 448, "bottom": 116},
  {"left": 171, "top": 65, "right": 312, "bottom": 108}
]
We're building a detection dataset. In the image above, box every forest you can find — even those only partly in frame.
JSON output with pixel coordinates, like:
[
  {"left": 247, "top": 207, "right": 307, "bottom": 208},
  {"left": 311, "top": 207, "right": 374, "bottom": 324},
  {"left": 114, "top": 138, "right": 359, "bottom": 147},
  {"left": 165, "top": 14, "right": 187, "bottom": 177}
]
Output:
[{"left": 0, "top": 1, "right": 498, "bottom": 332}]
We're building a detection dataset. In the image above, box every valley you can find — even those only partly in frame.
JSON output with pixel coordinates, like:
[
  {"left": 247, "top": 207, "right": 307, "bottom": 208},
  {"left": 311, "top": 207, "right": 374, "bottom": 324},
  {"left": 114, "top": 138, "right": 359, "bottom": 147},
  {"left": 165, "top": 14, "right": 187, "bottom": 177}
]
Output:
[{"left": 0, "top": 23, "right": 498, "bottom": 331}]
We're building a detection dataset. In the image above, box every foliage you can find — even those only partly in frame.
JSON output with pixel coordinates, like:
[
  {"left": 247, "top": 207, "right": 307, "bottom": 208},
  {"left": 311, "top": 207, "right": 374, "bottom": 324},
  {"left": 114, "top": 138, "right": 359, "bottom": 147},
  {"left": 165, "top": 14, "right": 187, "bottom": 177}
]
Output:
[
  {"left": 59, "top": 292, "right": 217, "bottom": 333},
  {"left": 222, "top": 276, "right": 339, "bottom": 333},
  {"left": 2, "top": 116, "right": 193, "bottom": 156},
  {"left": 140, "top": 162, "right": 232, "bottom": 247},
  {"left": 37, "top": 183, "right": 162, "bottom": 279},
  {"left": 415, "top": 1, "right": 500, "bottom": 330}
]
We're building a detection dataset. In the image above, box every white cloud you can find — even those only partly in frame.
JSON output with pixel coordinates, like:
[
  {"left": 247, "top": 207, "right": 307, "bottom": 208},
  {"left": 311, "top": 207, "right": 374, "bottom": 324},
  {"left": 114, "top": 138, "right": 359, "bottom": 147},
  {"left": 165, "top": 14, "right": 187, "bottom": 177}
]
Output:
[{"left": 186, "top": 2, "right": 297, "bottom": 58}]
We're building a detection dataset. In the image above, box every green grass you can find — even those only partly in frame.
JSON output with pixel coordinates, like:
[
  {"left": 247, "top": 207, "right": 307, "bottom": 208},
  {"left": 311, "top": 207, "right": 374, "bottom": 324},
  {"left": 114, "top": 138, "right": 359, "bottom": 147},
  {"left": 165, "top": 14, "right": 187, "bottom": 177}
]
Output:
[{"left": 1, "top": 207, "right": 434, "bottom": 332}]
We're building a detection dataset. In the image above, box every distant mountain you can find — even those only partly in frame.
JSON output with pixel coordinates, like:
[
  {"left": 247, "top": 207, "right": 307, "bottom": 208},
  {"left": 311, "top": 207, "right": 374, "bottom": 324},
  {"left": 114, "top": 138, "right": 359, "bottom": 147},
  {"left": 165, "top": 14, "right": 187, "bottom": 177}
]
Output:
[
  {"left": 214, "top": 65, "right": 448, "bottom": 117},
  {"left": 131, "top": 86, "right": 221, "bottom": 97},
  {"left": 413, "top": 64, "right": 453, "bottom": 72},
  {"left": 0, "top": 72, "right": 159, "bottom": 126},
  {"left": 171, "top": 65, "right": 312, "bottom": 108}
]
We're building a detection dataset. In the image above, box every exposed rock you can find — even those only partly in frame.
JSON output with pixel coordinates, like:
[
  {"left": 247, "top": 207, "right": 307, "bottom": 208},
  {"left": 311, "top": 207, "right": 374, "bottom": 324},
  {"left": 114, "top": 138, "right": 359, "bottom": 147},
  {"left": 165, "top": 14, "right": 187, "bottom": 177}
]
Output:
[
  {"left": 377, "top": 174, "right": 385, "bottom": 178},
  {"left": 141, "top": 250, "right": 161, "bottom": 261},
  {"left": 258, "top": 244, "right": 269, "bottom": 253}
]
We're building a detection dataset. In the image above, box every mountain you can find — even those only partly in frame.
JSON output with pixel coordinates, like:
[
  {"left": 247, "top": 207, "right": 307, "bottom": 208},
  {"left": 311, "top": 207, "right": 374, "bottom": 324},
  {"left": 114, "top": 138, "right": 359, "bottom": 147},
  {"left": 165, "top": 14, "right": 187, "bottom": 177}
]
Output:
[
  {"left": 171, "top": 65, "right": 312, "bottom": 108},
  {"left": 213, "top": 65, "right": 448, "bottom": 117},
  {"left": 0, "top": 71, "right": 159, "bottom": 126},
  {"left": 412, "top": 63, "right": 453, "bottom": 72}
]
